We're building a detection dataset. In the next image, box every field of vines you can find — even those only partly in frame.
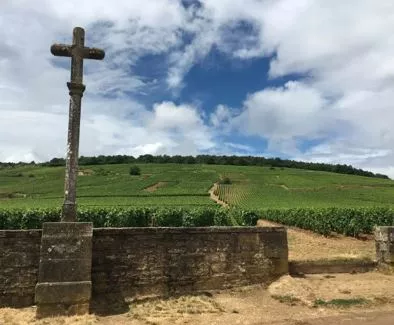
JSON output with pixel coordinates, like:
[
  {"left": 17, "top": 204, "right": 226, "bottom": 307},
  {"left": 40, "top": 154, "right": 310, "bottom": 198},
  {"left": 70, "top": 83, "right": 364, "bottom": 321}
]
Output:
[
  {"left": 0, "top": 206, "right": 392, "bottom": 237},
  {"left": 261, "top": 207, "right": 394, "bottom": 236},
  {"left": 3, "top": 164, "right": 394, "bottom": 210},
  {"left": 216, "top": 166, "right": 394, "bottom": 208},
  {"left": 1, "top": 163, "right": 394, "bottom": 236},
  {"left": 0, "top": 164, "right": 217, "bottom": 208},
  {"left": 0, "top": 207, "right": 258, "bottom": 229},
  {"left": 0, "top": 195, "right": 215, "bottom": 209}
]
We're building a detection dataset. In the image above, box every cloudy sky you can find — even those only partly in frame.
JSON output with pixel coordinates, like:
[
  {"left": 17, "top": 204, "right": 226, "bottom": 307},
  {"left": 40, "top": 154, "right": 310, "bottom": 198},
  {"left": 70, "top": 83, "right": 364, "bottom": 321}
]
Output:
[{"left": 1, "top": 0, "right": 394, "bottom": 177}]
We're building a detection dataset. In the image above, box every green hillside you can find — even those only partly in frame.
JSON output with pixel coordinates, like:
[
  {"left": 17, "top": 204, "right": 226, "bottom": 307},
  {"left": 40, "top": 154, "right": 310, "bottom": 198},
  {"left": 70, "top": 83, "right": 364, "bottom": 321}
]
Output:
[{"left": 1, "top": 163, "right": 394, "bottom": 209}]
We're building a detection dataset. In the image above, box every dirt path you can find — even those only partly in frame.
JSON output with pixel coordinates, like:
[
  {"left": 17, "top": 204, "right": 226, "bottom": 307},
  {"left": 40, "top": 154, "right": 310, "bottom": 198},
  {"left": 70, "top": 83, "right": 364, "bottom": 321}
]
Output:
[
  {"left": 143, "top": 182, "right": 167, "bottom": 192},
  {"left": 2, "top": 273, "right": 393, "bottom": 325},
  {"left": 275, "top": 312, "right": 394, "bottom": 325},
  {"left": 208, "top": 182, "right": 228, "bottom": 207},
  {"left": 257, "top": 220, "right": 375, "bottom": 261}
]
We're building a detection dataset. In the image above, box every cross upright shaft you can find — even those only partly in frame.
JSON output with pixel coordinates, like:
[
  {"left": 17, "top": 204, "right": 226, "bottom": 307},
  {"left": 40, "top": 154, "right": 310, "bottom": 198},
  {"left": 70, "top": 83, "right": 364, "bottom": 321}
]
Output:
[{"left": 51, "top": 27, "right": 105, "bottom": 221}]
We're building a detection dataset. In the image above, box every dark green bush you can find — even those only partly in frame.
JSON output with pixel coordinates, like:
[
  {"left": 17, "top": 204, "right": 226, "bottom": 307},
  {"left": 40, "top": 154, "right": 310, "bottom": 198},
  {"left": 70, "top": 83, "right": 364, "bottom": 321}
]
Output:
[
  {"left": 129, "top": 165, "right": 141, "bottom": 176},
  {"left": 219, "top": 177, "right": 231, "bottom": 184}
]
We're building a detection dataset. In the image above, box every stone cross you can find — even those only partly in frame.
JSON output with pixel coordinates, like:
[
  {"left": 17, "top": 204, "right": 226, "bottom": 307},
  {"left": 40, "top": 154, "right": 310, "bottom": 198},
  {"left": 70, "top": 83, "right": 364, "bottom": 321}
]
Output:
[{"left": 51, "top": 27, "right": 105, "bottom": 222}]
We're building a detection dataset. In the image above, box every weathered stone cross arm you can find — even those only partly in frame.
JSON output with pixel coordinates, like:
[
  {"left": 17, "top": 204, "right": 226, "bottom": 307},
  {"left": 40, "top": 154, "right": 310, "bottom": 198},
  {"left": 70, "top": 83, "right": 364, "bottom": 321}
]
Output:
[{"left": 50, "top": 44, "right": 105, "bottom": 60}]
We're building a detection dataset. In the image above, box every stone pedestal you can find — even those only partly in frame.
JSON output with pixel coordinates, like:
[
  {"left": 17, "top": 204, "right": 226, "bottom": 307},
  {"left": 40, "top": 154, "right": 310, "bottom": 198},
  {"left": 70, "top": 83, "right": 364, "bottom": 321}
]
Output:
[
  {"left": 35, "top": 222, "right": 93, "bottom": 318},
  {"left": 374, "top": 226, "right": 394, "bottom": 265}
]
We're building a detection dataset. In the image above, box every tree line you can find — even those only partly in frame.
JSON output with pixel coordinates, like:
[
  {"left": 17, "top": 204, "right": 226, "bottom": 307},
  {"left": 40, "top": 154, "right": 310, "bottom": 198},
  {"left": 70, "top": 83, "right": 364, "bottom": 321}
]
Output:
[{"left": 1, "top": 154, "right": 389, "bottom": 179}]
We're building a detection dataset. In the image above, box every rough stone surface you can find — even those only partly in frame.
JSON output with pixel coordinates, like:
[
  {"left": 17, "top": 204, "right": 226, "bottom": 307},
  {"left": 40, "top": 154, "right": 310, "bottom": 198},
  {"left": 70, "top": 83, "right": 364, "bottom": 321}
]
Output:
[
  {"left": 36, "top": 303, "right": 90, "bottom": 318},
  {"left": 289, "top": 260, "right": 377, "bottom": 275},
  {"left": 1, "top": 226, "right": 288, "bottom": 308},
  {"left": 51, "top": 27, "right": 105, "bottom": 222},
  {"left": 375, "top": 226, "right": 394, "bottom": 265},
  {"left": 35, "top": 282, "right": 91, "bottom": 318},
  {"left": 35, "top": 281, "right": 92, "bottom": 304},
  {"left": 35, "top": 222, "right": 93, "bottom": 318},
  {"left": 0, "top": 230, "right": 41, "bottom": 307},
  {"left": 91, "top": 227, "right": 288, "bottom": 302}
]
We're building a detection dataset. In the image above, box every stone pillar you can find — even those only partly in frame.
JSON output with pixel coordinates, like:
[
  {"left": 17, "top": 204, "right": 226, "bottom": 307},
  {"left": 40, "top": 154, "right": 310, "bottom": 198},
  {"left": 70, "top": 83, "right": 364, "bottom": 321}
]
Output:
[
  {"left": 35, "top": 222, "right": 93, "bottom": 318},
  {"left": 374, "top": 226, "right": 394, "bottom": 265}
]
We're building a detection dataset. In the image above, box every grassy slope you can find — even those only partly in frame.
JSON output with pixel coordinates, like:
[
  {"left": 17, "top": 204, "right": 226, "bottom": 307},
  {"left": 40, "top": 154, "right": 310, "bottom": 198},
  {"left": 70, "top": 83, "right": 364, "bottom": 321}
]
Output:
[{"left": 1, "top": 163, "right": 394, "bottom": 209}]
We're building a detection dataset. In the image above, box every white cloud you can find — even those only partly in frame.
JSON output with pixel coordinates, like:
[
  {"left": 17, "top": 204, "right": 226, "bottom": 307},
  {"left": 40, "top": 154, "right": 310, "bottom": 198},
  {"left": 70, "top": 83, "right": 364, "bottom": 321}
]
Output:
[
  {"left": 0, "top": 99, "right": 215, "bottom": 162},
  {"left": 223, "top": 142, "right": 254, "bottom": 152},
  {"left": 2, "top": 0, "right": 394, "bottom": 178},
  {"left": 234, "top": 81, "right": 330, "bottom": 140},
  {"left": 210, "top": 104, "right": 233, "bottom": 128},
  {"left": 223, "top": 0, "right": 394, "bottom": 177},
  {"left": 0, "top": 0, "right": 218, "bottom": 162},
  {"left": 166, "top": 24, "right": 218, "bottom": 89},
  {"left": 150, "top": 102, "right": 202, "bottom": 130},
  {"left": 149, "top": 101, "right": 215, "bottom": 151},
  {"left": 0, "top": 110, "right": 67, "bottom": 162},
  {"left": 293, "top": 143, "right": 394, "bottom": 178}
]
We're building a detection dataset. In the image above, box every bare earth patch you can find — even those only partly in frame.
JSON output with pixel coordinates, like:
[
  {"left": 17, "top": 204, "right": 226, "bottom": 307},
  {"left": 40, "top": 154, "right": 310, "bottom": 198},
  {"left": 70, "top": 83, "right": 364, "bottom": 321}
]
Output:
[
  {"left": 77, "top": 168, "right": 94, "bottom": 176},
  {"left": 269, "top": 273, "right": 394, "bottom": 307},
  {"left": 2, "top": 273, "right": 394, "bottom": 325},
  {"left": 0, "top": 307, "right": 98, "bottom": 325},
  {"left": 143, "top": 182, "right": 168, "bottom": 192},
  {"left": 127, "top": 295, "right": 224, "bottom": 324},
  {"left": 257, "top": 220, "right": 375, "bottom": 261},
  {"left": 0, "top": 192, "right": 27, "bottom": 199}
]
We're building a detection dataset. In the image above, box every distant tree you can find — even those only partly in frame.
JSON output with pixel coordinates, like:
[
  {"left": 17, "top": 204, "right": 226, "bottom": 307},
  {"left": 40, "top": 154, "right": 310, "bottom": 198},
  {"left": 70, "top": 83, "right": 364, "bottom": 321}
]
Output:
[
  {"left": 47, "top": 158, "right": 65, "bottom": 166},
  {"left": 219, "top": 177, "right": 231, "bottom": 184},
  {"left": 129, "top": 165, "right": 141, "bottom": 176},
  {"left": 22, "top": 154, "right": 389, "bottom": 180},
  {"left": 139, "top": 154, "right": 154, "bottom": 163}
]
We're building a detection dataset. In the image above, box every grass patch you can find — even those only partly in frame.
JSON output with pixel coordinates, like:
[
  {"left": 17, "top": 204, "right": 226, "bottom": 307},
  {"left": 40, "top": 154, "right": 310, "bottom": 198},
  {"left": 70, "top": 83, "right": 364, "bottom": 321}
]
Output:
[
  {"left": 128, "top": 294, "right": 224, "bottom": 323},
  {"left": 313, "top": 298, "right": 368, "bottom": 308},
  {"left": 272, "top": 295, "right": 302, "bottom": 306}
]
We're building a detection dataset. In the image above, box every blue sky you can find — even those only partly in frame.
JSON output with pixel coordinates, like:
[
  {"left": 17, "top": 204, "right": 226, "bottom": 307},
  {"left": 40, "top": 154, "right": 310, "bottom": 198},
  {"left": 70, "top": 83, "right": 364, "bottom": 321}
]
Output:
[{"left": 1, "top": 0, "right": 394, "bottom": 177}]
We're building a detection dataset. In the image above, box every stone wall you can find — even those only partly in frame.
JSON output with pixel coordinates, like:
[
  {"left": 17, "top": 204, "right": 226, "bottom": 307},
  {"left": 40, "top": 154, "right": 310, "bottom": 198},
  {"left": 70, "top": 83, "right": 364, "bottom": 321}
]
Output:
[
  {"left": 0, "top": 230, "right": 42, "bottom": 307},
  {"left": 0, "top": 226, "right": 288, "bottom": 308},
  {"left": 375, "top": 226, "right": 394, "bottom": 265},
  {"left": 92, "top": 227, "right": 288, "bottom": 300}
]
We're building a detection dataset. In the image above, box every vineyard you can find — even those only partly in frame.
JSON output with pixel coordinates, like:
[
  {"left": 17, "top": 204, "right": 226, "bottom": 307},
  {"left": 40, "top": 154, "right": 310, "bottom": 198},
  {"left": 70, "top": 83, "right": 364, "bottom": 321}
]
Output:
[
  {"left": 261, "top": 207, "right": 394, "bottom": 236},
  {"left": 1, "top": 163, "right": 394, "bottom": 236},
  {"left": 0, "top": 206, "right": 393, "bottom": 237},
  {"left": 0, "top": 164, "right": 217, "bottom": 208},
  {"left": 0, "top": 207, "right": 257, "bottom": 229},
  {"left": 216, "top": 167, "right": 394, "bottom": 209},
  {"left": 2, "top": 163, "right": 394, "bottom": 209}
]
